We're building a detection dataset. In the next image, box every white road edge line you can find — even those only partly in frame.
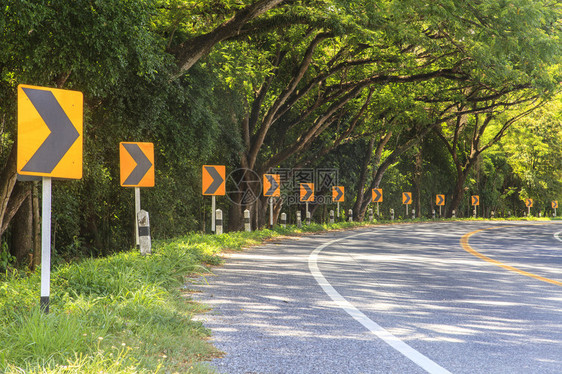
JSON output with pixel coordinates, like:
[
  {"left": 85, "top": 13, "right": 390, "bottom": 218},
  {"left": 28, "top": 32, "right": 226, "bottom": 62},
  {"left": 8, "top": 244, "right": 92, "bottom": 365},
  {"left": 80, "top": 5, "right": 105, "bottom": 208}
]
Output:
[
  {"left": 555, "top": 231, "right": 562, "bottom": 242},
  {"left": 308, "top": 231, "right": 451, "bottom": 374}
]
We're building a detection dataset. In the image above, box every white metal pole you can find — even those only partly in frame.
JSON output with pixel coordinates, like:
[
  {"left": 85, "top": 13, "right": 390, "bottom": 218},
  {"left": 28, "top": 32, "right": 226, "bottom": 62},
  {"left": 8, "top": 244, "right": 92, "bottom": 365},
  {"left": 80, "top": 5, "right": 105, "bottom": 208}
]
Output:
[
  {"left": 211, "top": 195, "right": 216, "bottom": 232},
  {"left": 306, "top": 201, "right": 309, "bottom": 223},
  {"left": 270, "top": 198, "right": 273, "bottom": 227},
  {"left": 134, "top": 187, "right": 140, "bottom": 247},
  {"left": 337, "top": 202, "right": 340, "bottom": 218},
  {"left": 41, "top": 177, "right": 52, "bottom": 313}
]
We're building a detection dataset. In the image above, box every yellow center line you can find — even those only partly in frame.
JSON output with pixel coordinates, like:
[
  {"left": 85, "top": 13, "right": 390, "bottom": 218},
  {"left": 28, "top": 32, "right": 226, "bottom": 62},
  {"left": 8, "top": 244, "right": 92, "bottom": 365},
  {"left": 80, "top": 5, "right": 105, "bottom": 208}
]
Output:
[{"left": 460, "top": 224, "right": 562, "bottom": 287}]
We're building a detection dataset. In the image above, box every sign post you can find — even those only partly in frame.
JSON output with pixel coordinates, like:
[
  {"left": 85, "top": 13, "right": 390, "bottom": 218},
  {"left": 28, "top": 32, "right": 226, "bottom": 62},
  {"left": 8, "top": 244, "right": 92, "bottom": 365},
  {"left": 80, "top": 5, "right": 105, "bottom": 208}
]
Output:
[
  {"left": 135, "top": 187, "right": 141, "bottom": 246},
  {"left": 212, "top": 196, "right": 216, "bottom": 231},
  {"left": 263, "top": 174, "right": 281, "bottom": 228},
  {"left": 436, "top": 194, "right": 445, "bottom": 217},
  {"left": 471, "top": 195, "right": 480, "bottom": 218},
  {"left": 372, "top": 188, "right": 383, "bottom": 217},
  {"left": 18, "top": 84, "right": 84, "bottom": 313},
  {"left": 525, "top": 199, "right": 533, "bottom": 216},
  {"left": 40, "top": 177, "right": 51, "bottom": 312},
  {"left": 300, "top": 183, "right": 314, "bottom": 223},
  {"left": 202, "top": 165, "right": 226, "bottom": 232},
  {"left": 332, "top": 186, "right": 344, "bottom": 221},
  {"left": 402, "top": 192, "right": 412, "bottom": 217},
  {"left": 120, "top": 142, "right": 155, "bottom": 249}
]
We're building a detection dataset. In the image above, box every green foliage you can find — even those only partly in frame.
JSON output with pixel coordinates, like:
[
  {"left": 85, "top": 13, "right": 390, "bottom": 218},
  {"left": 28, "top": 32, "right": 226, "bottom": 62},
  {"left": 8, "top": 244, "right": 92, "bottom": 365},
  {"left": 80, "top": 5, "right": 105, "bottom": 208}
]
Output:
[
  {"left": 1, "top": 307, "right": 106, "bottom": 366},
  {"left": 0, "top": 233, "right": 229, "bottom": 372},
  {"left": 0, "top": 242, "right": 16, "bottom": 272},
  {"left": 499, "top": 98, "right": 562, "bottom": 211}
]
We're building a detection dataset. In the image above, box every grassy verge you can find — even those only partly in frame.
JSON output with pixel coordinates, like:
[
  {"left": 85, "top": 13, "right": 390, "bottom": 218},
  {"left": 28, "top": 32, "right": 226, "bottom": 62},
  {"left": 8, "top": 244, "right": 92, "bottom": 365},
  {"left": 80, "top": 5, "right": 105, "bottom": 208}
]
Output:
[
  {"left": 0, "top": 217, "right": 557, "bottom": 373},
  {"left": 0, "top": 221, "right": 368, "bottom": 373}
]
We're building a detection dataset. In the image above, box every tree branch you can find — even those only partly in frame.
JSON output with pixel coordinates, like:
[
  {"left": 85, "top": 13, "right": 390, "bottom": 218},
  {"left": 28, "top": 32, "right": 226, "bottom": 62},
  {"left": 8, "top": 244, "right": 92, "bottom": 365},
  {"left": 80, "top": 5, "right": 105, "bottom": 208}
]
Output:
[{"left": 172, "top": 0, "right": 288, "bottom": 77}]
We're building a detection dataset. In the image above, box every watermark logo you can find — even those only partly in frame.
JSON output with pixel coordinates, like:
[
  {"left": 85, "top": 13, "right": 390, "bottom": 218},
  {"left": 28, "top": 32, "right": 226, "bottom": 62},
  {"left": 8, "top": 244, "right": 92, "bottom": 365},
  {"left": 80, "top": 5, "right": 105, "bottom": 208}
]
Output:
[
  {"left": 225, "top": 168, "right": 261, "bottom": 205},
  {"left": 225, "top": 167, "right": 339, "bottom": 205}
]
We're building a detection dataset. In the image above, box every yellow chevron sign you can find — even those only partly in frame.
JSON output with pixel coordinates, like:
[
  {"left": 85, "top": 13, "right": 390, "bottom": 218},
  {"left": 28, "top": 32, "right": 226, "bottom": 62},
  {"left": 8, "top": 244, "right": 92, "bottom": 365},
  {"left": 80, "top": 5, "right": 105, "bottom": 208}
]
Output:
[{"left": 18, "top": 84, "right": 83, "bottom": 179}]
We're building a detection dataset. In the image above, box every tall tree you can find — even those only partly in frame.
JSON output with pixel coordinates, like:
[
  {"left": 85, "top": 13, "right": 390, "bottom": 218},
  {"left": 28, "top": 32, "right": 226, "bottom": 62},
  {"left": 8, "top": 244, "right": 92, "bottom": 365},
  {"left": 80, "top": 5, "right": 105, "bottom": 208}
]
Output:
[{"left": 433, "top": 89, "right": 546, "bottom": 216}]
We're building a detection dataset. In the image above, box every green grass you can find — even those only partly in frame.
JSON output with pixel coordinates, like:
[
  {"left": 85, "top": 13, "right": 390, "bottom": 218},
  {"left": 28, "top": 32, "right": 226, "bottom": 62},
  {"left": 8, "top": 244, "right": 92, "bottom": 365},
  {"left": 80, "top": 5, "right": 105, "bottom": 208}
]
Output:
[{"left": 0, "top": 217, "right": 557, "bottom": 373}]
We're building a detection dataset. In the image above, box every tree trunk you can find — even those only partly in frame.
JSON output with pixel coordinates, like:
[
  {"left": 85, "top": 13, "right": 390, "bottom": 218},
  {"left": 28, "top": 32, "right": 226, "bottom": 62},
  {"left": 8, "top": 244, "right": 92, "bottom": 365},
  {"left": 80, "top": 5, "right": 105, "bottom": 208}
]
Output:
[
  {"left": 11, "top": 187, "right": 33, "bottom": 265},
  {"left": 228, "top": 194, "right": 245, "bottom": 232},
  {"left": 1, "top": 183, "right": 32, "bottom": 237},
  {"left": 0, "top": 144, "right": 18, "bottom": 236},
  {"left": 413, "top": 148, "right": 423, "bottom": 217},
  {"left": 352, "top": 137, "right": 376, "bottom": 221},
  {"left": 447, "top": 172, "right": 468, "bottom": 218},
  {"left": 32, "top": 182, "right": 41, "bottom": 271},
  {"left": 256, "top": 196, "right": 269, "bottom": 229}
]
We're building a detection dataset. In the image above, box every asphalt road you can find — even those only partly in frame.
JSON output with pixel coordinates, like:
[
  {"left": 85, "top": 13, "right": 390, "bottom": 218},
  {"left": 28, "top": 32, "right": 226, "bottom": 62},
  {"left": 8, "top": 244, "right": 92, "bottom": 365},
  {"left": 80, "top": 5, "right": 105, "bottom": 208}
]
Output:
[{"left": 192, "top": 221, "right": 562, "bottom": 374}]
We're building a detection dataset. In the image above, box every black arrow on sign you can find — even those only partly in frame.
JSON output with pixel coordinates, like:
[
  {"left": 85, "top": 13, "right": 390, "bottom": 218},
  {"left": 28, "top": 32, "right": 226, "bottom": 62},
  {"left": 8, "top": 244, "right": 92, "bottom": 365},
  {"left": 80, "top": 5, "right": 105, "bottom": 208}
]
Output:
[
  {"left": 472, "top": 196, "right": 479, "bottom": 205},
  {"left": 334, "top": 186, "right": 343, "bottom": 201},
  {"left": 437, "top": 195, "right": 444, "bottom": 206},
  {"left": 21, "top": 88, "right": 80, "bottom": 173},
  {"left": 403, "top": 193, "right": 411, "bottom": 204},
  {"left": 526, "top": 199, "right": 532, "bottom": 207},
  {"left": 302, "top": 184, "right": 313, "bottom": 201},
  {"left": 122, "top": 144, "right": 153, "bottom": 185},
  {"left": 204, "top": 166, "right": 224, "bottom": 194},
  {"left": 373, "top": 189, "right": 382, "bottom": 202},
  {"left": 265, "top": 175, "right": 279, "bottom": 196}
]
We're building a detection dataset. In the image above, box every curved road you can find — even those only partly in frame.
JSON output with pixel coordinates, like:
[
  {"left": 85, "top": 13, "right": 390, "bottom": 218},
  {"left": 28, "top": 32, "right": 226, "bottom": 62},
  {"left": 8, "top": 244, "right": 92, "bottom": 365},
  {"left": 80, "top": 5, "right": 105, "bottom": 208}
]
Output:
[{"left": 193, "top": 221, "right": 562, "bottom": 374}]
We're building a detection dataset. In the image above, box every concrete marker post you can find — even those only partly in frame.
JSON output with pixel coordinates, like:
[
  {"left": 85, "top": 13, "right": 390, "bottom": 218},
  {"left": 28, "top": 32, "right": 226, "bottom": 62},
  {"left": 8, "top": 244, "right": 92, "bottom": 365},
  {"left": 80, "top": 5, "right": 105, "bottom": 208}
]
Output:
[
  {"left": 244, "top": 209, "right": 251, "bottom": 232},
  {"left": 348, "top": 209, "right": 353, "bottom": 222},
  {"left": 329, "top": 210, "right": 334, "bottom": 224},
  {"left": 215, "top": 209, "right": 223, "bottom": 235},
  {"left": 452, "top": 210, "right": 456, "bottom": 218},
  {"left": 368, "top": 208, "right": 373, "bottom": 222},
  {"left": 432, "top": 210, "right": 436, "bottom": 219},
  {"left": 390, "top": 208, "right": 394, "bottom": 221},
  {"left": 296, "top": 211, "right": 302, "bottom": 228},
  {"left": 280, "top": 212, "right": 287, "bottom": 228},
  {"left": 306, "top": 210, "right": 311, "bottom": 225},
  {"left": 412, "top": 208, "right": 416, "bottom": 220},
  {"left": 137, "top": 210, "right": 151, "bottom": 255}
]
